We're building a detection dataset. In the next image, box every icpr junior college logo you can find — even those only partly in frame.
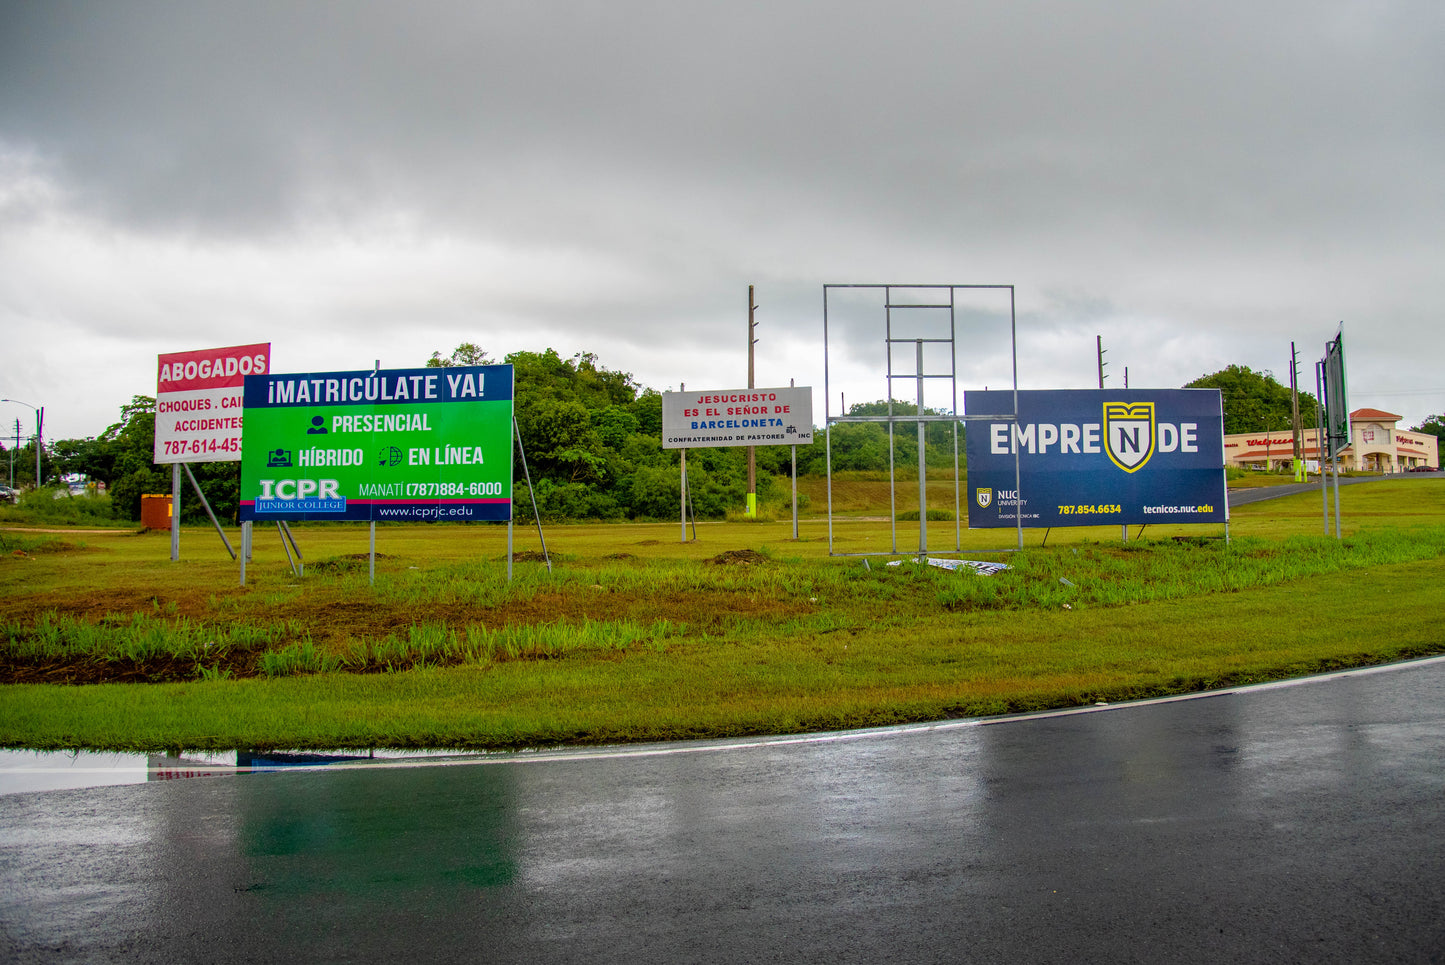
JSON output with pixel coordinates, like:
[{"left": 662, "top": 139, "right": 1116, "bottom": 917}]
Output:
[
  {"left": 975, "top": 488, "right": 993, "bottom": 508},
  {"left": 1103, "top": 402, "right": 1156, "bottom": 473}
]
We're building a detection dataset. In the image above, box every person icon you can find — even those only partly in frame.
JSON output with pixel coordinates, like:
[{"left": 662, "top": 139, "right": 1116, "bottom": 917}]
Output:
[{"left": 307, "top": 415, "right": 328, "bottom": 435}]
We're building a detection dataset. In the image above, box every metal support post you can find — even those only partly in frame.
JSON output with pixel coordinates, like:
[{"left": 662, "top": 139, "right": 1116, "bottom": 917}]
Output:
[
  {"left": 790, "top": 381, "right": 798, "bottom": 539},
  {"left": 1316, "top": 361, "right": 1329, "bottom": 534},
  {"left": 687, "top": 469, "right": 698, "bottom": 540},
  {"left": 238, "top": 522, "right": 252, "bottom": 586},
  {"left": 791, "top": 445, "right": 798, "bottom": 540},
  {"left": 679, "top": 380, "right": 689, "bottom": 543},
  {"left": 170, "top": 463, "right": 181, "bottom": 561},
  {"left": 680, "top": 447, "right": 688, "bottom": 543},
  {"left": 1333, "top": 458, "right": 1342, "bottom": 540}
]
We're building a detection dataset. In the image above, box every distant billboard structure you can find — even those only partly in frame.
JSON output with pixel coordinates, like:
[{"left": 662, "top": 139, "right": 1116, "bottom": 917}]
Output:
[
  {"left": 822, "top": 284, "right": 1021, "bottom": 558},
  {"left": 1317, "top": 325, "right": 1348, "bottom": 539},
  {"left": 660, "top": 386, "right": 814, "bottom": 449},
  {"left": 1322, "top": 329, "right": 1349, "bottom": 460},
  {"left": 661, "top": 384, "right": 814, "bottom": 541}
]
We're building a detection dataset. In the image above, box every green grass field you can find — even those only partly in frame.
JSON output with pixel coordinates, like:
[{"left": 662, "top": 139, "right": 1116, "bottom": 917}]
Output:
[{"left": 1, "top": 477, "right": 1442, "bottom": 752}]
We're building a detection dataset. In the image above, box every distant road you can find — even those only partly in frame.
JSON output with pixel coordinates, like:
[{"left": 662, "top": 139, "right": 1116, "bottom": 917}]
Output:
[{"left": 1226, "top": 472, "right": 1436, "bottom": 507}]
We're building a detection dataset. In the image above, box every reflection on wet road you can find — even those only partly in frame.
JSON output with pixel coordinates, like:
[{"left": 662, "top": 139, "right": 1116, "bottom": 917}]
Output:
[{"left": 3, "top": 660, "right": 1443, "bottom": 963}]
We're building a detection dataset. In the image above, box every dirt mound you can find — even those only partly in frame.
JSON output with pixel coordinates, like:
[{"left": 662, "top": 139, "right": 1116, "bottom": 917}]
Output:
[
  {"left": 708, "top": 549, "right": 770, "bottom": 566},
  {"left": 511, "top": 551, "right": 550, "bottom": 562},
  {"left": 308, "top": 553, "right": 397, "bottom": 573}
]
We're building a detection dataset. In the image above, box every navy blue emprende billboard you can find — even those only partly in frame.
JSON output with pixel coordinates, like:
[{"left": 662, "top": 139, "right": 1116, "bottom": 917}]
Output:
[
  {"left": 238, "top": 365, "right": 513, "bottom": 523},
  {"left": 964, "top": 389, "right": 1226, "bottom": 528}
]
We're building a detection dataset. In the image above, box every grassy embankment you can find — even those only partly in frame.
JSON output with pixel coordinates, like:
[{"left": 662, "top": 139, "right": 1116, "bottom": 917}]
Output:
[{"left": 1, "top": 477, "right": 1442, "bottom": 751}]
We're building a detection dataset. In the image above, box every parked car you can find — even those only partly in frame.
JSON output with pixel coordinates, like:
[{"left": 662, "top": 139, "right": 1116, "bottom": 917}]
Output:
[
  {"left": 1407, "top": 465, "right": 1438, "bottom": 473},
  {"left": 0, "top": 484, "right": 17, "bottom": 504}
]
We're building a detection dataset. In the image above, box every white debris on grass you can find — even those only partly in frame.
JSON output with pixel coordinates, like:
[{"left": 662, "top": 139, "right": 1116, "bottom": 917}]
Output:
[{"left": 885, "top": 558, "right": 1011, "bottom": 576}]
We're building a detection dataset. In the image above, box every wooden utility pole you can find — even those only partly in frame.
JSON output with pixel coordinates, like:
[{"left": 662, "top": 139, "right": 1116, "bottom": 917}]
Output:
[
  {"left": 1097, "top": 337, "right": 1124, "bottom": 539},
  {"left": 747, "top": 285, "right": 757, "bottom": 517},
  {"left": 680, "top": 382, "right": 688, "bottom": 542},
  {"left": 8, "top": 418, "right": 19, "bottom": 489},
  {"left": 1289, "top": 342, "right": 1304, "bottom": 481}
]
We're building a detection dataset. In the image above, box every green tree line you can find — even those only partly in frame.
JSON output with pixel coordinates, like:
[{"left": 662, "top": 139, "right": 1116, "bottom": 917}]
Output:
[{"left": 1184, "top": 364, "right": 1321, "bottom": 434}]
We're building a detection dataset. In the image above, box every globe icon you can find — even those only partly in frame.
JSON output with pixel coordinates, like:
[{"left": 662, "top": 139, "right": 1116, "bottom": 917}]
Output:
[{"left": 378, "top": 446, "right": 404, "bottom": 467}]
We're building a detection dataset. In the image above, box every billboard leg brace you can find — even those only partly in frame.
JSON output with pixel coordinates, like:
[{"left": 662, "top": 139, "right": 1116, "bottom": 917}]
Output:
[
  {"left": 280, "top": 520, "right": 302, "bottom": 576},
  {"left": 277, "top": 522, "right": 300, "bottom": 578},
  {"left": 514, "top": 417, "right": 551, "bottom": 574},
  {"left": 182, "top": 462, "right": 236, "bottom": 560}
]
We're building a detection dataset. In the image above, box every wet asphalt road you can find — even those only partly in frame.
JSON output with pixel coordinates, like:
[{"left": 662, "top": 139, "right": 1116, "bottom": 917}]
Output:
[{"left": 3, "top": 660, "right": 1444, "bottom": 964}]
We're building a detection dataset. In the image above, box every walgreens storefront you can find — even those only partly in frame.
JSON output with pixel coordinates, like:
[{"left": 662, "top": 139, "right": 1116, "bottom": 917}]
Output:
[{"left": 1223, "top": 409, "right": 1438, "bottom": 472}]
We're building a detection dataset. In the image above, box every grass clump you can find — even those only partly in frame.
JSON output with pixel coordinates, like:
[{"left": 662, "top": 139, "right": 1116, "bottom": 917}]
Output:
[
  {"left": 0, "top": 612, "right": 304, "bottom": 684},
  {"left": 0, "top": 533, "right": 82, "bottom": 556},
  {"left": 0, "top": 487, "right": 122, "bottom": 526},
  {"left": 895, "top": 509, "right": 956, "bottom": 521}
]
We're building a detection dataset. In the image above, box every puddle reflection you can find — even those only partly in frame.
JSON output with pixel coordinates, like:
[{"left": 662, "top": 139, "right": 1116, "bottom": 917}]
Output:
[{"left": 0, "top": 748, "right": 471, "bottom": 797}]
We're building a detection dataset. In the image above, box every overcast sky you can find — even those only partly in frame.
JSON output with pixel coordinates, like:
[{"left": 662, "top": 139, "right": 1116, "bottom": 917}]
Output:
[{"left": 2, "top": 0, "right": 1442, "bottom": 444}]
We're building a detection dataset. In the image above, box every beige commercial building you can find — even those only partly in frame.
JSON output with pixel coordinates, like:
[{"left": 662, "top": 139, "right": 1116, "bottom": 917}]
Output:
[{"left": 1223, "top": 408, "right": 1439, "bottom": 473}]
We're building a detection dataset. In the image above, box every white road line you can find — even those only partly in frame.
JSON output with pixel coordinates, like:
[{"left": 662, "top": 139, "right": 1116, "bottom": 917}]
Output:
[
  {"left": 299, "top": 653, "right": 1445, "bottom": 773},
  {"left": 11, "top": 655, "right": 1439, "bottom": 785}
]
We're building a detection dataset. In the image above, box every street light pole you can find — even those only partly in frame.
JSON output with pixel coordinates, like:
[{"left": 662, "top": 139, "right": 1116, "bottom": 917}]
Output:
[{"left": 0, "top": 399, "right": 42, "bottom": 489}]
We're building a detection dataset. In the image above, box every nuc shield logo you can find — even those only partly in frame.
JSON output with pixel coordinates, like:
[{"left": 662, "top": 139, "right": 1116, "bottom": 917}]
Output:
[
  {"left": 1103, "top": 402, "right": 1156, "bottom": 473},
  {"left": 975, "top": 488, "right": 993, "bottom": 508}
]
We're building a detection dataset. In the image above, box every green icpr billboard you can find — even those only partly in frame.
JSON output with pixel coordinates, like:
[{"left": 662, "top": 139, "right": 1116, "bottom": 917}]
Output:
[{"left": 239, "top": 365, "right": 513, "bottom": 522}]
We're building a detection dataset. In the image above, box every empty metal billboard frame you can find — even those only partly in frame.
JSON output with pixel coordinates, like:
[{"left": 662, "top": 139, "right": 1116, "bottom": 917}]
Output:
[{"left": 823, "top": 284, "right": 1024, "bottom": 558}]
